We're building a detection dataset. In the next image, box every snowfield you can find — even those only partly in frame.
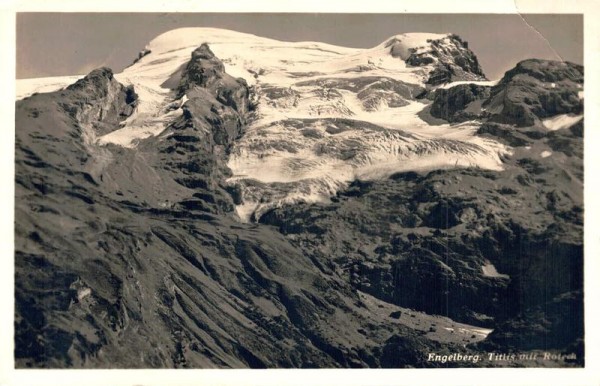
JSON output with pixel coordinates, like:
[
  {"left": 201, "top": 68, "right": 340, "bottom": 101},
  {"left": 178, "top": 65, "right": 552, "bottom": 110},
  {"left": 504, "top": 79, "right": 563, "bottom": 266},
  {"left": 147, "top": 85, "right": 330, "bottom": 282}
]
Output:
[
  {"left": 17, "top": 28, "right": 515, "bottom": 221},
  {"left": 16, "top": 75, "right": 84, "bottom": 100}
]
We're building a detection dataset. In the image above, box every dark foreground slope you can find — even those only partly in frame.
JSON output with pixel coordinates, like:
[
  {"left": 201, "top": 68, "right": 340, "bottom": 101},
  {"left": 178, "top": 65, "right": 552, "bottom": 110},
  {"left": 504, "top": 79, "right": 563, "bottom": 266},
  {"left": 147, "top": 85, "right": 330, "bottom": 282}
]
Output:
[{"left": 15, "top": 47, "right": 583, "bottom": 367}]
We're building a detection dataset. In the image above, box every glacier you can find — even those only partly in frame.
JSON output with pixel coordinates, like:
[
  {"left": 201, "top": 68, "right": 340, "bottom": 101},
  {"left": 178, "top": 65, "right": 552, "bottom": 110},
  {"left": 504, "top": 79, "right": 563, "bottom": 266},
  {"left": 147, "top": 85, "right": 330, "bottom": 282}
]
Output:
[{"left": 16, "top": 27, "right": 511, "bottom": 221}]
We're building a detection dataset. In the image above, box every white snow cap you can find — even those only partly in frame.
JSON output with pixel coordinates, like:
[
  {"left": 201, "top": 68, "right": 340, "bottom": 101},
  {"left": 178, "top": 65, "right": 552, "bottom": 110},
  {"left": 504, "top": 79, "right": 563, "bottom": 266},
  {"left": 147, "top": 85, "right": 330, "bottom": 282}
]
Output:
[
  {"left": 146, "top": 27, "right": 279, "bottom": 54},
  {"left": 379, "top": 33, "right": 450, "bottom": 60},
  {"left": 147, "top": 28, "right": 449, "bottom": 56}
]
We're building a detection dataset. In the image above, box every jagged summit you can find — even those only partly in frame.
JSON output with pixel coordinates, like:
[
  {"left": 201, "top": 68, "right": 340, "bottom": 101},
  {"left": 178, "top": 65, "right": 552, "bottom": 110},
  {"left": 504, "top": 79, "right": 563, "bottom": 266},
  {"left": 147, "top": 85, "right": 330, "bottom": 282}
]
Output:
[
  {"left": 498, "top": 58, "right": 583, "bottom": 84},
  {"left": 429, "top": 58, "right": 584, "bottom": 128},
  {"left": 19, "top": 28, "right": 487, "bottom": 100},
  {"left": 384, "top": 33, "right": 485, "bottom": 84},
  {"left": 66, "top": 67, "right": 114, "bottom": 89},
  {"left": 175, "top": 43, "right": 227, "bottom": 96}
]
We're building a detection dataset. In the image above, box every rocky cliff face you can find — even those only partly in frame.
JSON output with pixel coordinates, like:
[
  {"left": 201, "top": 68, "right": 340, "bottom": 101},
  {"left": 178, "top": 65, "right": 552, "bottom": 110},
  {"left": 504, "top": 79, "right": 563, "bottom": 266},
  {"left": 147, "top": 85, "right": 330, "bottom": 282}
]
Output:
[
  {"left": 430, "top": 84, "right": 490, "bottom": 122},
  {"left": 259, "top": 140, "right": 583, "bottom": 329},
  {"left": 430, "top": 59, "right": 583, "bottom": 126},
  {"left": 254, "top": 59, "right": 583, "bottom": 363},
  {"left": 63, "top": 68, "right": 138, "bottom": 136},
  {"left": 398, "top": 34, "right": 485, "bottom": 85},
  {"left": 16, "top": 67, "right": 138, "bottom": 184},
  {"left": 480, "top": 290, "right": 583, "bottom": 356},
  {"left": 485, "top": 59, "right": 583, "bottom": 126},
  {"left": 137, "top": 43, "right": 255, "bottom": 215}
]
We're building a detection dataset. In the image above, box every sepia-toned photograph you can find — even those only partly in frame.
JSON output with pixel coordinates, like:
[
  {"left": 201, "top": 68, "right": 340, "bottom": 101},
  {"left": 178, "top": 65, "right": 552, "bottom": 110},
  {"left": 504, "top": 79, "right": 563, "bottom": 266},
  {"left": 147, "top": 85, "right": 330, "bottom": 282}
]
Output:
[{"left": 7, "top": 4, "right": 598, "bottom": 383}]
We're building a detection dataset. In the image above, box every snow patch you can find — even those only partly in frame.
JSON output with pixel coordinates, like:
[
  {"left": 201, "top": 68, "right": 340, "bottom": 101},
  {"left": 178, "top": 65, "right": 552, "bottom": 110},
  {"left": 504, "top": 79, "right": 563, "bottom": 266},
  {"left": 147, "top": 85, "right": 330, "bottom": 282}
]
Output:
[
  {"left": 77, "top": 287, "right": 92, "bottom": 301},
  {"left": 96, "top": 74, "right": 183, "bottom": 148},
  {"left": 481, "top": 262, "right": 510, "bottom": 279},
  {"left": 438, "top": 80, "right": 498, "bottom": 89},
  {"left": 444, "top": 326, "right": 493, "bottom": 338},
  {"left": 542, "top": 114, "right": 583, "bottom": 131},
  {"left": 540, "top": 150, "right": 552, "bottom": 158}
]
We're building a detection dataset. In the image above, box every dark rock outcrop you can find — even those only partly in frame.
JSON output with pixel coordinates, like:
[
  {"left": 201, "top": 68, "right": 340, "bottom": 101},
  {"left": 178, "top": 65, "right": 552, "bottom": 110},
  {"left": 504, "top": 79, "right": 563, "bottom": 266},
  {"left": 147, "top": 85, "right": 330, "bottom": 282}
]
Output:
[
  {"left": 430, "top": 84, "right": 490, "bottom": 122},
  {"left": 430, "top": 59, "right": 583, "bottom": 128},
  {"left": 173, "top": 43, "right": 253, "bottom": 146},
  {"left": 480, "top": 290, "right": 583, "bottom": 364},
  {"left": 15, "top": 67, "right": 138, "bottom": 184},
  {"left": 476, "top": 123, "right": 532, "bottom": 147},
  {"left": 485, "top": 60, "right": 583, "bottom": 126},
  {"left": 143, "top": 43, "right": 255, "bottom": 215},
  {"left": 499, "top": 59, "right": 583, "bottom": 84},
  {"left": 63, "top": 67, "right": 138, "bottom": 135}
]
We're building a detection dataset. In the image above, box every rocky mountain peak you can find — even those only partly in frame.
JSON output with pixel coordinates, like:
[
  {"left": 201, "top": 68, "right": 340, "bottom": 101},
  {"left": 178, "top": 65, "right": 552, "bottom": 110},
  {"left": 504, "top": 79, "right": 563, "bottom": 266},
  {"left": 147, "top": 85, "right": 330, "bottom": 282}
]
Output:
[
  {"left": 176, "top": 43, "right": 227, "bottom": 97},
  {"left": 385, "top": 33, "right": 486, "bottom": 85},
  {"left": 191, "top": 42, "right": 219, "bottom": 61},
  {"left": 484, "top": 59, "right": 583, "bottom": 126},
  {"left": 59, "top": 67, "right": 138, "bottom": 137},
  {"left": 430, "top": 58, "right": 584, "bottom": 127},
  {"left": 66, "top": 67, "right": 119, "bottom": 98},
  {"left": 498, "top": 59, "right": 583, "bottom": 84}
]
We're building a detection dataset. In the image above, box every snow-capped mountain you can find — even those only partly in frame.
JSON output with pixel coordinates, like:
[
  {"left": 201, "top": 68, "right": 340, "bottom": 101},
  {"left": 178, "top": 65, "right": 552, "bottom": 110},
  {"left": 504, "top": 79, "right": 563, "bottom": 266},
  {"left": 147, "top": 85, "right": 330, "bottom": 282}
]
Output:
[
  {"left": 15, "top": 27, "right": 584, "bottom": 368},
  {"left": 18, "top": 28, "right": 509, "bottom": 221}
]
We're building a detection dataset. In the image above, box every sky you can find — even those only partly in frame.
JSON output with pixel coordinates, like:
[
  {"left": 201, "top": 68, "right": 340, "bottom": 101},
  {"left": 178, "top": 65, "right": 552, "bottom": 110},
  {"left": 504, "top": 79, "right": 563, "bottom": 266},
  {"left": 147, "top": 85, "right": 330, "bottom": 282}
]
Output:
[{"left": 16, "top": 13, "right": 583, "bottom": 80}]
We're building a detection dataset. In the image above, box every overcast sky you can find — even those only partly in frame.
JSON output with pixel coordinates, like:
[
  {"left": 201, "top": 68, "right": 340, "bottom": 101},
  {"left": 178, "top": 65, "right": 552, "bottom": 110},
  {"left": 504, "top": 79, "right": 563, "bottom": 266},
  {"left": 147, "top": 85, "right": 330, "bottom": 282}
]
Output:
[{"left": 16, "top": 13, "right": 582, "bottom": 80}]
